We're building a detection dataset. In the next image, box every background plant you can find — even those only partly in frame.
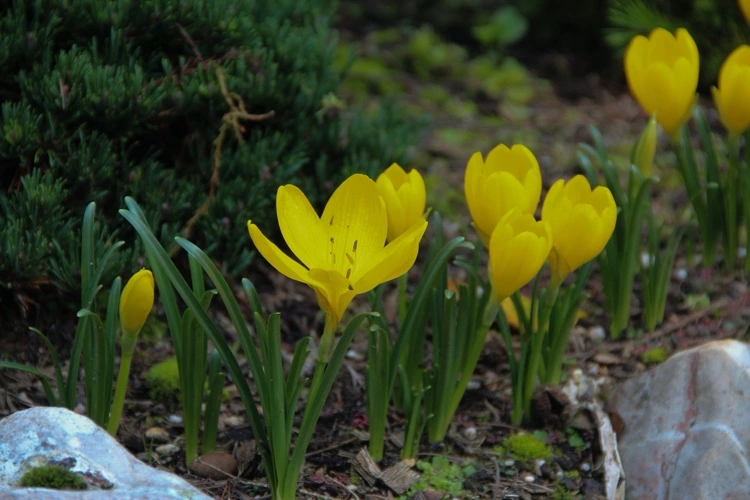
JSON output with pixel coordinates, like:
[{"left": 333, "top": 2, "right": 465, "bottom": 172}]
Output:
[
  {"left": 608, "top": 0, "right": 750, "bottom": 85},
  {"left": 0, "top": 202, "right": 124, "bottom": 426},
  {"left": 0, "top": 0, "right": 422, "bottom": 324}
]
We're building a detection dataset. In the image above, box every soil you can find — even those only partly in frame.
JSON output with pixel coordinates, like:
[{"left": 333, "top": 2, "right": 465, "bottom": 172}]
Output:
[{"left": 2, "top": 21, "right": 750, "bottom": 500}]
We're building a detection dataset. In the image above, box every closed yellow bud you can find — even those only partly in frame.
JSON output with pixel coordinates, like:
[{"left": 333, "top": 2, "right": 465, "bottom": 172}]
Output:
[
  {"left": 542, "top": 176, "right": 617, "bottom": 283},
  {"left": 712, "top": 45, "right": 750, "bottom": 138},
  {"left": 464, "top": 144, "right": 542, "bottom": 246},
  {"left": 488, "top": 209, "right": 553, "bottom": 302},
  {"left": 632, "top": 115, "right": 658, "bottom": 178},
  {"left": 376, "top": 163, "right": 427, "bottom": 242},
  {"left": 741, "top": 0, "right": 750, "bottom": 23},
  {"left": 119, "top": 269, "right": 155, "bottom": 337},
  {"left": 624, "top": 28, "right": 699, "bottom": 139}
]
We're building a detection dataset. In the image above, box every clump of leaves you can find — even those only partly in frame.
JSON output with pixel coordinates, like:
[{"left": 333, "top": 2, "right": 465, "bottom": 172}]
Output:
[
  {"left": 407, "top": 456, "right": 476, "bottom": 497},
  {"left": 501, "top": 433, "right": 552, "bottom": 462},
  {"left": 20, "top": 465, "right": 87, "bottom": 490}
]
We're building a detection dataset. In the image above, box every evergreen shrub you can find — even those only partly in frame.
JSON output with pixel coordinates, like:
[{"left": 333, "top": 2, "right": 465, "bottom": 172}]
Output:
[{"left": 0, "top": 0, "right": 422, "bottom": 319}]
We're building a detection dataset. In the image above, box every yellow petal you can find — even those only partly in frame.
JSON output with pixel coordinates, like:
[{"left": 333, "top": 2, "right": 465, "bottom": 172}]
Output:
[
  {"left": 542, "top": 175, "right": 616, "bottom": 282},
  {"left": 248, "top": 221, "right": 310, "bottom": 284},
  {"left": 488, "top": 211, "right": 552, "bottom": 301},
  {"left": 321, "top": 174, "right": 387, "bottom": 276},
  {"left": 382, "top": 163, "right": 409, "bottom": 187},
  {"left": 307, "top": 269, "right": 357, "bottom": 326},
  {"left": 623, "top": 28, "right": 699, "bottom": 136},
  {"left": 353, "top": 219, "right": 428, "bottom": 293},
  {"left": 277, "top": 184, "right": 327, "bottom": 269},
  {"left": 714, "top": 45, "right": 750, "bottom": 136},
  {"left": 742, "top": 0, "right": 750, "bottom": 24},
  {"left": 376, "top": 173, "right": 406, "bottom": 241},
  {"left": 120, "top": 269, "right": 155, "bottom": 336}
]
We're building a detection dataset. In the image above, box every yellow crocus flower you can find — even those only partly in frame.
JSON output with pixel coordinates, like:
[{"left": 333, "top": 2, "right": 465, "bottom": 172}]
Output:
[
  {"left": 624, "top": 27, "right": 699, "bottom": 139},
  {"left": 464, "top": 144, "right": 542, "bottom": 246},
  {"left": 488, "top": 209, "right": 553, "bottom": 302},
  {"left": 541, "top": 175, "right": 617, "bottom": 283},
  {"left": 248, "top": 174, "right": 428, "bottom": 328},
  {"left": 376, "top": 163, "right": 427, "bottom": 242},
  {"left": 119, "top": 269, "right": 155, "bottom": 337},
  {"left": 741, "top": 0, "right": 750, "bottom": 23},
  {"left": 712, "top": 45, "right": 750, "bottom": 138}
]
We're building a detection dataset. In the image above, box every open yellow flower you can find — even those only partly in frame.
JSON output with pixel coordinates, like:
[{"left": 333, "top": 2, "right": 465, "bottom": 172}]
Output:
[
  {"left": 376, "top": 163, "right": 427, "bottom": 242},
  {"left": 464, "top": 144, "right": 542, "bottom": 246},
  {"left": 119, "top": 269, "right": 155, "bottom": 337},
  {"left": 248, "top": 174, "right": 428, "bottom": 328},
  {"left": 742, "top": 0, "right": 750, "bottom": 24},
  {"left": 712, "top": 45, "right": 750, "bottom": 138},
  {"left": 624, "top": 28, "right": 699, "bottom": 138},
  {"left": 488, "top": 210, "right": 553, "bottom": 302},
  {"left": 542, "top": 175, "right": 617, "bottom": 283}
]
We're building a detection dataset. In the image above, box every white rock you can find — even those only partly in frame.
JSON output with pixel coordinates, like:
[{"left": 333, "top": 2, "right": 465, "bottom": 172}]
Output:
[
  {"left": 609, "top": 340, "right": 750, "bottom": 499},
  {"left": 0, "top": 407, "right": 209, "bottom": 499}
]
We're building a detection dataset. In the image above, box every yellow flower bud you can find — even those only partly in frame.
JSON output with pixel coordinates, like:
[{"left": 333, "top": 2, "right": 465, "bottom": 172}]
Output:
[
  {"left": 375, "top": 163, "right": 427, "bottom": 242},
  {"left": 464, "top": 144, "right": 542, "bottom": 246},
  {"left": 541, "top": 176, "right": 617, "bottom": 283},
  {"left": 119, "top": 269, "right": 155, "bottom": 337},
  {"left": 632, "top": 115, "right": 658, "bottom": 178},
  {"left": 741, "top": 0, "right": 750, "bottom": 23},
  {"left": 712, "top": 45, "right": 750, "bottom": 138},
  {"left": 624, "top": 28, "right": 699, "bottom": 139},
  {"left": 488, "top": 209, "right": 553, "bottom": 302}
]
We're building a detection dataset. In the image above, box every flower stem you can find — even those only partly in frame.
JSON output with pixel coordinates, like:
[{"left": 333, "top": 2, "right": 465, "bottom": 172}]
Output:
[
  {"left": 522, "top": 280, "right": 560, "bottom": 419},
  {"left": 107, "top": 334, "right": 137, "bottom": 436}
]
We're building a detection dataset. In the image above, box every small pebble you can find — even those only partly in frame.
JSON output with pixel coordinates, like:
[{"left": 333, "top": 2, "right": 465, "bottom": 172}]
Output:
[
  {"left": 224, "top": 415, "right": 244, "bottom": 427},
  {"left": 675, "top": 268, "right": 687, "bottom": 280},
  {"left": 466, "top": 380, "right": 481, "bottom": 390},
  {"left": 188, "top": 451, "right": 238, "bottom": 480},
  {"left": 640, "top": 252, "right": 654, "bottom": 268},
  {"left": 524, "top": 475, "right": 535, "bottom": 483},
  {"left": 588, "top": 326, "right": 606, "bottom": 343},
  {"left": 570, "top": 368, "right": 583, "bottom": 383},
  {"left": 155, "top": 443, "right": 179, "bottom": 456},
  {"left": 168, "top": 414, "right": 182, "bottom": 425},
  {"left": 580, "top": 462, "right": 591, "bottom": 472},
  {"left": 462, "top": 427, "right": 477, "bottom": 440},
  {"left": 346, "top": 349, "right": 364, "bottom": 361},
  {"left": 144, "top": 427, "right": 170, "bottom": 443}
]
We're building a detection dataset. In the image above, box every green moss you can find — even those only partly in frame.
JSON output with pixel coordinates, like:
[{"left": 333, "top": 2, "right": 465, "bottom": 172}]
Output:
[
  {"left": 145, "top": 356, "right": 181, "bottom": 406},
  {"left": 407, "top": 456, "right": 476, "bottom": 498},
  {"left": 640, "top": 346, "right": 668, "bottom": 365},
  {"left": 20, "top": 465, "right": 87, "bottom": 490},
  {"left": 501, "top": 433, "right": 552, "bottom": 462}
]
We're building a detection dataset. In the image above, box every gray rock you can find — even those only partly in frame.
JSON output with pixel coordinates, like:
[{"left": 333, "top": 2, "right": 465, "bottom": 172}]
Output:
[
  {"left": 609, "top": 339, "right": 750, "bottom": 500},
  {"left": 0, "top": 406, "right": 210, "bottom": 499}
]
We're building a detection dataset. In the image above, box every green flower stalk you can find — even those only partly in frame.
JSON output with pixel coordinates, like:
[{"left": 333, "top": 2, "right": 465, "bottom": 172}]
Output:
[{"left": 107, "top": 269, "right": 154, "bottom": 436}]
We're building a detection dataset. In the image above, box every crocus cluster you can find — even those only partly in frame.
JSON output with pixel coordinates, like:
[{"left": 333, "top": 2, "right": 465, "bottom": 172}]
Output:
[
  {"left": 625, "top": 26, "right": 750, "bottom": 140},
  {"left": 464, "top": 144, "right": 617, "bottom": 303}
]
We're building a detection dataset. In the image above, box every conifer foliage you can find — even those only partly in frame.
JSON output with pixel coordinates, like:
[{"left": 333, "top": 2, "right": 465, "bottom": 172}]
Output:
[{"left": 0, "top": 0, "right": 419, "bottom": 318}]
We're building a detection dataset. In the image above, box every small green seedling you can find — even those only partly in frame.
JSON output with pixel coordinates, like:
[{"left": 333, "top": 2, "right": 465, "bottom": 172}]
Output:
[
  {"left": 20, "top": 465, "right": 87, "bottom": 490},
  {"left": 407, "top": 456, "right": 476, "bottom": 498}
]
